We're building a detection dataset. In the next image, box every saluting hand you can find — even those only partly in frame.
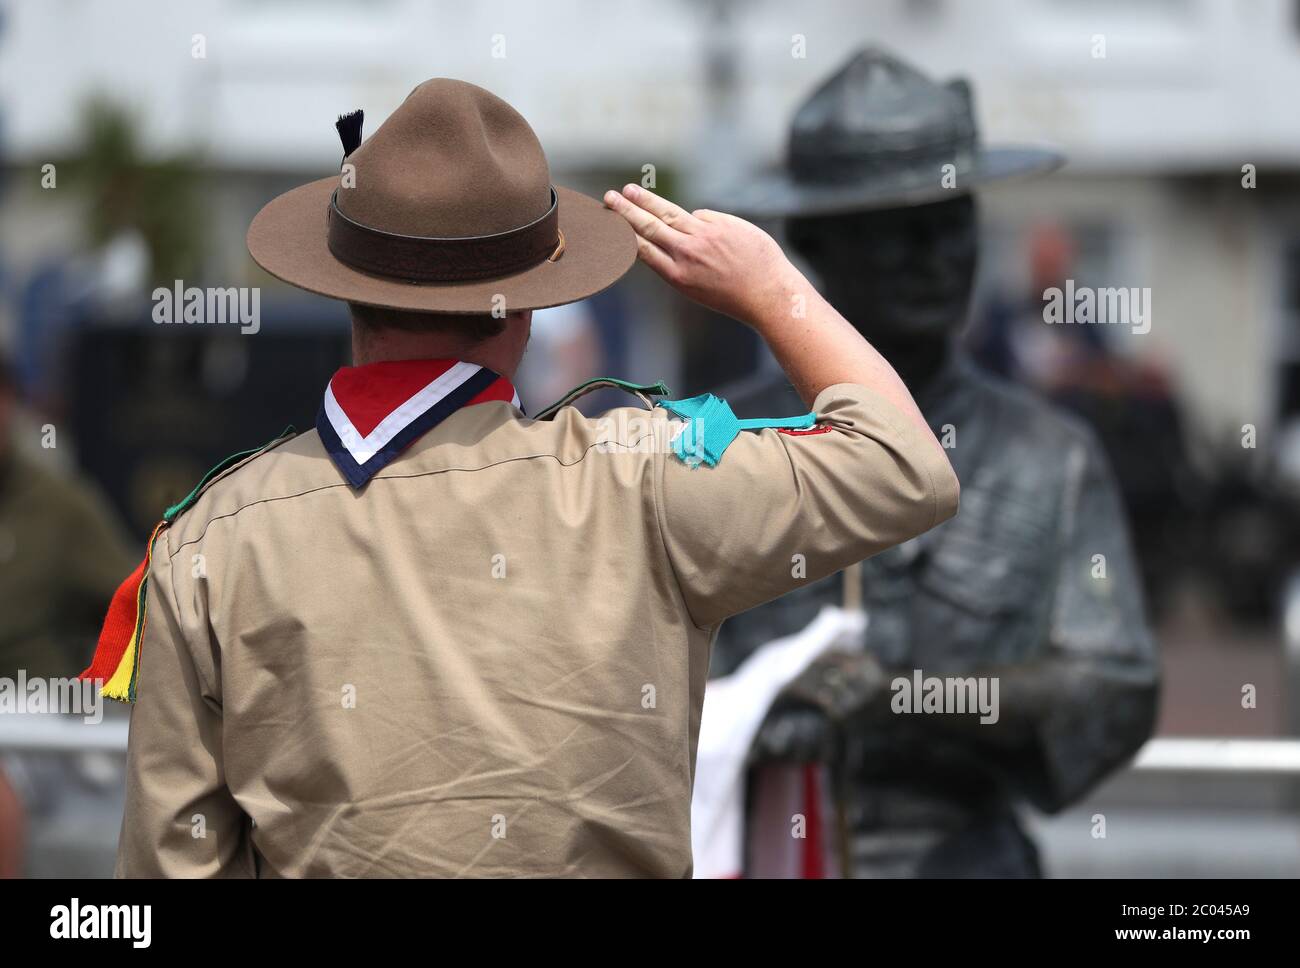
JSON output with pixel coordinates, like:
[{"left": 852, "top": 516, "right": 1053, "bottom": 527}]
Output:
[
  {"left": 604, "top": 183, "right": 946, "bottom": 444},
  {"left": 603, "top": 184, "right": 797, "bottom": 327}
]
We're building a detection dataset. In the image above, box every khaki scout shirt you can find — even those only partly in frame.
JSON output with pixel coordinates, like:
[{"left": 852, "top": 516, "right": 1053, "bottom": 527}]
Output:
[{"left": 116, "top": 380, "right": 958, "bottom": 877}]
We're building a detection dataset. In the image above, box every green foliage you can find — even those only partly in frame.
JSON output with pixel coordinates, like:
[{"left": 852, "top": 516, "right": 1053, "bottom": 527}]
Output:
[{"left": 60, "top": 98, "right": 207, "bottom": 286}]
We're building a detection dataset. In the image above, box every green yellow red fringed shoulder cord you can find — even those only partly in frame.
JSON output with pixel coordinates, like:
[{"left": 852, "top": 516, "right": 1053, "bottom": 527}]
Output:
[
  {"left": 79, "top": 522, "right": 166, "bottom": 702},
  {"left": 78, "top": 427, "right": 295, "bottom": 703}
]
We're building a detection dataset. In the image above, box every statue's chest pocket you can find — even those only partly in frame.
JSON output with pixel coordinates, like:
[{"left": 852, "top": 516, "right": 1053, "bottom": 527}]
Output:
[{"left": 908, "top": 493, "right": 1057, "bottom": 666}]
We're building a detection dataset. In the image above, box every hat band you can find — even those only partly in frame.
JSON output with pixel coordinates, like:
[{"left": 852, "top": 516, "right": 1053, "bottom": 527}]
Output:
[
  {"left": 327, "top": 187, "right": 561, "bottom": 283},
  {"left": 790, "top": 140, "right": 977, "bottom": 185}
]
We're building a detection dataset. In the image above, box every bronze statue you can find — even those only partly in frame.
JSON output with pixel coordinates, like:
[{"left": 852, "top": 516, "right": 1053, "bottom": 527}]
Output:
[{"left": 712, "top": 49, "right": 1160, "bottom": 877}]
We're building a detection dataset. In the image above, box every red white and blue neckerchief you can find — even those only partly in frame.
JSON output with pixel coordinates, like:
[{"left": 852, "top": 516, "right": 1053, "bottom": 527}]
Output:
[{"left": 318, "top": 359, "right": 521, "bottom": 488}]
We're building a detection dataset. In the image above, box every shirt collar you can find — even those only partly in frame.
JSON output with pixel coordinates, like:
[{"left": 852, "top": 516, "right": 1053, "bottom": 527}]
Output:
[{"left": 317, "top": 358, "right": 520, "bottom": 488}]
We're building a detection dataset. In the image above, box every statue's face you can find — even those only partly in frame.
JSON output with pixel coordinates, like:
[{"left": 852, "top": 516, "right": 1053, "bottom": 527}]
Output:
[{"left": 787, "top": 194, "right": 977, "bottom": 340}]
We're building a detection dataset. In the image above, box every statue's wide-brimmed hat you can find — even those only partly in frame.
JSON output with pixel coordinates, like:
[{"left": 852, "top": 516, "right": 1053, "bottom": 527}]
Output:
[
  {"left": 712, "top": 48, "right": 1064, "bottom": 218},
  {"left": 248, "top": 79, "right": 635, "bottom": 314}
]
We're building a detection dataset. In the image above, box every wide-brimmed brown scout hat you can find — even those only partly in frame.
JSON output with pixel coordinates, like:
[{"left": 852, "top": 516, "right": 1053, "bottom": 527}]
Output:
[
  {"left": 247, "top": 78, "right": 635, "bottom": 314},
  {"left": 709, "top": 48, "right": 1063, "bottom": 218}
]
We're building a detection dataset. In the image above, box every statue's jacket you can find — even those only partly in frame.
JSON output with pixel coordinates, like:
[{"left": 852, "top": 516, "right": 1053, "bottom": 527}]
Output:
[{"left": 716, "top": 354, "right": 1160, "bottom": 876}]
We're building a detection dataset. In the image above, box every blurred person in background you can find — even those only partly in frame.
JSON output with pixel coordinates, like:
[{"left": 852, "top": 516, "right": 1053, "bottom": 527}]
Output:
[
  {"left": 969, "top": 226, "right": 1197, "bottom": 618},
  {"left": 0, "top": 350, "right": 135, "bottom": 682},
  {"left": 0, "top": 349, "right": 135, "bottom": 876},
  {"left": 712, "top": 49, "right": 1159, "bottom": 877}
]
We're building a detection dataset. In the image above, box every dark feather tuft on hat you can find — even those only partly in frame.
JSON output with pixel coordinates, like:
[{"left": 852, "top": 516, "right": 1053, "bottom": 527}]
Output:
[{"left": 335, "top": 109, "right": 364, "bottom": 160}]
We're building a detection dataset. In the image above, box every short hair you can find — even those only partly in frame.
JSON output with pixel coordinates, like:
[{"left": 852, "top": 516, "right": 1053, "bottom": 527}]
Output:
[{"left": 348, "top": 303, "right": 507, "bottom": 342}]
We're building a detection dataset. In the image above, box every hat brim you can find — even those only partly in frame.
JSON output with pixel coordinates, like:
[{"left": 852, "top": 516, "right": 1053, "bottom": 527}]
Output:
[
  {"left": 703, "top": 146, "right": 1065, "bottom": 219},
  {"left": 247, "top": 178, "right": 636, "bottom": 313}
]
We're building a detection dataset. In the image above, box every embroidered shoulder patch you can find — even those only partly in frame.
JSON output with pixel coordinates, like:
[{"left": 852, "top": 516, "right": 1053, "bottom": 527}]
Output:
[{"left": 656, "top": 394, "right": 817, "bottom": 467}]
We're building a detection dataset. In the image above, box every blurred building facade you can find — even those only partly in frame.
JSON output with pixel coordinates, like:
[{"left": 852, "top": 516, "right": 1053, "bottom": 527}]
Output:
[{"left": 2, "top": 0, "right": 1299, "bottom": 438}]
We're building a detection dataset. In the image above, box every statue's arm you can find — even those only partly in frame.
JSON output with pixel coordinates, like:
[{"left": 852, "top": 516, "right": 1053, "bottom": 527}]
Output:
[{"left": 755, "top": 433, "right": 1160, "bottom": 812}]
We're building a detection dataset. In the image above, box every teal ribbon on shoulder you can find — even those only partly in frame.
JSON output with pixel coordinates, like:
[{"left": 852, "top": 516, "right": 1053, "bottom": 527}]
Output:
[{"left": 656, "top": 394, "right": 815, "bottom": 467}]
